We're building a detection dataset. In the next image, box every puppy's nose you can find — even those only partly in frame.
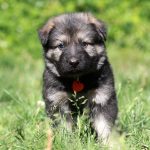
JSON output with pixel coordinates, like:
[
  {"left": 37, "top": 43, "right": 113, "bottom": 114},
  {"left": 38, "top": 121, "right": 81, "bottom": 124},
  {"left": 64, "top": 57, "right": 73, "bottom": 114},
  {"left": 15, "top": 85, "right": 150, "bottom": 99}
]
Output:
[{"left": 68, "top": 57, "right": 79, "bottom": 67}]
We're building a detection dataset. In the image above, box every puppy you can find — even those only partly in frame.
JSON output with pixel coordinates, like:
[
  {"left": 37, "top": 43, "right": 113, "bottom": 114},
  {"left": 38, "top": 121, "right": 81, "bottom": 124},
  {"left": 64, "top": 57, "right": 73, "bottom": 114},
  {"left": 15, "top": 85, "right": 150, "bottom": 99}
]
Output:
[{"left": 38, "top": 13, "right": 118, "bottom": 142}]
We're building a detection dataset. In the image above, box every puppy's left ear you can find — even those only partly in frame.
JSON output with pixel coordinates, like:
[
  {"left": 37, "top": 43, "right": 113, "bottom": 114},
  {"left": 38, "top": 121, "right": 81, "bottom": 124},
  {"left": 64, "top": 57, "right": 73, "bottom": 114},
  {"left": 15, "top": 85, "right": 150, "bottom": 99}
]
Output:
[
  {"left": 38, "top": 19, "right": 54, "bottom": 47},
  {"left": 95, "top": 20, "right": 107, "bottom": 42},
  {"left": 88, "top": 14, "right": 107, "bottom": 42}
]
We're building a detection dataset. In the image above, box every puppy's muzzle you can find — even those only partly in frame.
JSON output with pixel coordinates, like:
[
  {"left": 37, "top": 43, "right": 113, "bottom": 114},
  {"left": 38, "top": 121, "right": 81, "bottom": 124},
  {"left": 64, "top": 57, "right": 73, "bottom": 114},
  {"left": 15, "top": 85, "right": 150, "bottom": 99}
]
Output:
[{"left": 68, "top": 57, "right": 79, "bottom": 68}]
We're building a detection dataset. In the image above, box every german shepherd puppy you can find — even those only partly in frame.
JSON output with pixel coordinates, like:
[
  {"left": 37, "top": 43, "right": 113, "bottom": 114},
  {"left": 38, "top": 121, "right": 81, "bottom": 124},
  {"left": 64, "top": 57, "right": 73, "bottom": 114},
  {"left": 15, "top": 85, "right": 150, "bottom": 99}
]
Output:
[{"left": 38, "top": 13, "right": 118, "bottom": 142}]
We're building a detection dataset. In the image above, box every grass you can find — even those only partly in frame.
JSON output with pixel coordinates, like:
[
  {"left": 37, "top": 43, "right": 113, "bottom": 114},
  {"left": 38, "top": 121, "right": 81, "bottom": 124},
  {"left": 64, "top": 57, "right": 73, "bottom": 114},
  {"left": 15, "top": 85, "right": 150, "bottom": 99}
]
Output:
[
  {"left": 0, "top": 42, "right": 150, "bottom": 150},
  {"left": 0, "top": 1, "right": 150, "bottom": 149}
]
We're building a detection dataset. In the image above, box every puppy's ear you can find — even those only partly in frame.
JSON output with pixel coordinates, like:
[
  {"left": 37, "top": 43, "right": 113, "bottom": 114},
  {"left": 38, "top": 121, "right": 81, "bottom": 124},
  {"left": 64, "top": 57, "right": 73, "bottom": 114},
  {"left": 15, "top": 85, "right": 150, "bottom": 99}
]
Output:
[
  {"left": 87, "top": 14, "right": 107, "bottom": 41},
  {"left": 38, "top": 20, "right": 54, "bottom": 46}
]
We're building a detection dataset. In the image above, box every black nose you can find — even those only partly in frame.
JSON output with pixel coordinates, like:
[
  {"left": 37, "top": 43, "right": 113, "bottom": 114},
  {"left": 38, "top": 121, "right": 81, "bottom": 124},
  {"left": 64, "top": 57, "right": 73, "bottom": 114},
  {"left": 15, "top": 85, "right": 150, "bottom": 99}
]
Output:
[{"left": 68, "top": 57, "right": 79, "bottom": 67}]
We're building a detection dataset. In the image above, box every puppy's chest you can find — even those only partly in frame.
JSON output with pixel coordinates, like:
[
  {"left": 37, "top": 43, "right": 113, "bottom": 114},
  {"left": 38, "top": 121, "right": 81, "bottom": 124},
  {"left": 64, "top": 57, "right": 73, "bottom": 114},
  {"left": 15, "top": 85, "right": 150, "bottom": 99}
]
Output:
[
  {"left": 58, "top": 76, "right": 100, "bottom": 114},
  {"left": 59, "top": 75, "right": 99, "bottom": 93}
]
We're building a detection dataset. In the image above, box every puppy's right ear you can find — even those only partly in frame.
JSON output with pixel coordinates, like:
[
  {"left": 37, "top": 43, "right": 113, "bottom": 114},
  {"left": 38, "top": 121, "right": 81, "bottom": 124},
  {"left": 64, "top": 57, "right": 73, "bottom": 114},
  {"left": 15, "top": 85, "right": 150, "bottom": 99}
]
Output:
[{"left": 38, "top": 20, "right": 54, "bottom": 46}]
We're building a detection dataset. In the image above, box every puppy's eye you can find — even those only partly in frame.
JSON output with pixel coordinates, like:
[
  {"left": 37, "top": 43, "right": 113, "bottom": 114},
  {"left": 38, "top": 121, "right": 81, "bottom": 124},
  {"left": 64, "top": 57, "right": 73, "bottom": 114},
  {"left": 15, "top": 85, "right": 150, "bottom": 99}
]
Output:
[
  {"left": 81, "top": 42, "right": 89, "bottom": 48},
  {"left": 57, "top": 43, "right": 64, "bottom": 49}
]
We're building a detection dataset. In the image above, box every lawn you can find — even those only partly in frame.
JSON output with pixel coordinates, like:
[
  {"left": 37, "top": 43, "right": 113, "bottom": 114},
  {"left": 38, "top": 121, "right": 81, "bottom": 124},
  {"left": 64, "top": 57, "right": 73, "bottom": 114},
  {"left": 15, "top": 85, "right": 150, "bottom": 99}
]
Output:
[{"left": 0, "top": 1, "right": 150, "bottom": 149}]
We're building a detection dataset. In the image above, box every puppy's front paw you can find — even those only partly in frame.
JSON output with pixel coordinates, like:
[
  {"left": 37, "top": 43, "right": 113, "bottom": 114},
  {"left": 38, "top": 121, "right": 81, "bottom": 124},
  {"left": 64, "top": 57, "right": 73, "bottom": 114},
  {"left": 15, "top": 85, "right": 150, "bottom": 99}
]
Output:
[{"left": 93, "top": 114, "right": 111, "bottom": 144}]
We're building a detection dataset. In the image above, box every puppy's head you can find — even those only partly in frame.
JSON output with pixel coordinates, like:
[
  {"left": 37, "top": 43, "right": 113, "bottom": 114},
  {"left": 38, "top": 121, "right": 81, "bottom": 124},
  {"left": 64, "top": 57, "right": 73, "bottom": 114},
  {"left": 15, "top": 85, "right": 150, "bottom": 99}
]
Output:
[{"left": 38, "top": 13, "right": 107, "bottom": 77}]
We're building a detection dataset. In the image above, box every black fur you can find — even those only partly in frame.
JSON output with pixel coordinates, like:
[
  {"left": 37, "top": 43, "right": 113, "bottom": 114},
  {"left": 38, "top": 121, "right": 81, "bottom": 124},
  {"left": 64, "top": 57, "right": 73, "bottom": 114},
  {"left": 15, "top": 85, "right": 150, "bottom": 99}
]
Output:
[{"left": 39, "top": 13, "right": 118, "bottom": 141}]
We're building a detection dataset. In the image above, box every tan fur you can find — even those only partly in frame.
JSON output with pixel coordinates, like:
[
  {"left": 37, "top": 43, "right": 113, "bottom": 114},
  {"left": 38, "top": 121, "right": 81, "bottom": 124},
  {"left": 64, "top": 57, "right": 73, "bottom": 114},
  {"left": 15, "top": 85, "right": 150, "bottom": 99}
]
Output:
[
  {"left": 87, "top": 85, "right": 113, "bottom": 106},
  {"left": 39, "top": 20, "right": 54, "bottom": 37},
  {"left": 46, "top": 48, "right": 62, "bottom": 61},
  {"left": 47, "top": 90, "right": 68, "bottom": 106}
]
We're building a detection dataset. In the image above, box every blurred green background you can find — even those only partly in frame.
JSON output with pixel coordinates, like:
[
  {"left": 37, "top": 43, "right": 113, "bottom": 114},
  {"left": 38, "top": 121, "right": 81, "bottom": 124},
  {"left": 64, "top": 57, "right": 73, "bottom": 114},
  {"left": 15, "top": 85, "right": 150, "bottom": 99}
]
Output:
[{"left": 0, "top": 0, "right": 150, "bottom": 149}]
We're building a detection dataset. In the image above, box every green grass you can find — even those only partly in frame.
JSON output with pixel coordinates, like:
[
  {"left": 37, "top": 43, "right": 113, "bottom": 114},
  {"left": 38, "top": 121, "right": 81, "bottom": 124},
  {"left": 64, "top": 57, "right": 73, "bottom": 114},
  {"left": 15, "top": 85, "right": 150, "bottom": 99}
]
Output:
[{"left": 0, "top": 1, "right": 150, "bottom": 149}]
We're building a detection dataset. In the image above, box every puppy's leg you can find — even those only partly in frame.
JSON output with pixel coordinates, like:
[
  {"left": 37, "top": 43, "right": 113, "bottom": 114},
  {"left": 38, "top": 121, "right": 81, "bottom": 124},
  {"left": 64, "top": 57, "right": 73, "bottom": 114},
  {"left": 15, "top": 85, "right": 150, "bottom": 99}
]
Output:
[
  {"left": 87, "top": 83, "right": 118, "bottom": 143},
  {"left": 92, "top": 111, "right": 111, "bottom": 143},
  {"left": 60, "top": 102, "right": 73, "bottom": 131},
  {"left": 91, "top": 99, "right": 117, "bottom": 144},
  {"left": 44, "top": 90, "right": 69, "bottom": 122}
]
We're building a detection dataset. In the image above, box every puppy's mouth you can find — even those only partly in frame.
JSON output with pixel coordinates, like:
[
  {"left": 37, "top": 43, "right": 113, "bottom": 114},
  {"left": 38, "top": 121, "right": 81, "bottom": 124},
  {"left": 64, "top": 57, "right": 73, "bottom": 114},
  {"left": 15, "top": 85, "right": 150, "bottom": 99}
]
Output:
[
  {"left": 65, "top": 71, "right": 83, "bottom": 77},
  {"left": 58, "top": 67, "right": 92, "bottom": 78}
]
